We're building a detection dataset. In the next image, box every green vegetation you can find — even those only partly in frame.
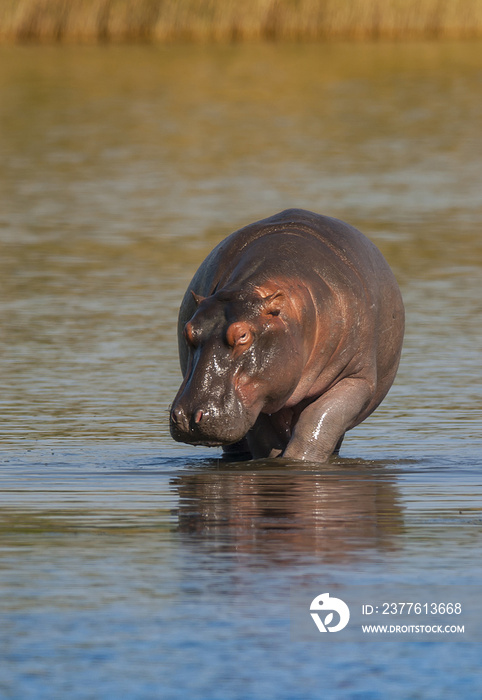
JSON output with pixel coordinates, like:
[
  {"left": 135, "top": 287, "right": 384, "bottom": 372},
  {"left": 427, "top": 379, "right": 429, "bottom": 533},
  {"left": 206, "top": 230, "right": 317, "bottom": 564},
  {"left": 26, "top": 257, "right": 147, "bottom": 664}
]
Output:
[{"left": 1, "top": 0, "right": 482, "bottom": 42}]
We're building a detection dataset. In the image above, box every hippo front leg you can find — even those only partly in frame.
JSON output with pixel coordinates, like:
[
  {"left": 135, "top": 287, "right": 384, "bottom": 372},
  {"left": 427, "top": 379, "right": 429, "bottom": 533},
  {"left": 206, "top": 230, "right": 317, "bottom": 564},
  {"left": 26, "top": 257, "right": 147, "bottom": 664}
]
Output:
[
  {"left": 283, "top": 378, "right": 373, "bottom": 462},
  {"left": 246, "top": 408, "right": 294, "bottom": 459},
  {"left": 222, "top": 438, "right": 252, "bottom": 461}
]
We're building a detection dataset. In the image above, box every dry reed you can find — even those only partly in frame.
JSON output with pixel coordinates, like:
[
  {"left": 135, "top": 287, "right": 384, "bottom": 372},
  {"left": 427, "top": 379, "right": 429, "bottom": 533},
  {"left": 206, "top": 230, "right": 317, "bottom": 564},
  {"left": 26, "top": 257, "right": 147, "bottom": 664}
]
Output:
[{"left": 1, "top": 0, "right": 482, "bottom": 42}]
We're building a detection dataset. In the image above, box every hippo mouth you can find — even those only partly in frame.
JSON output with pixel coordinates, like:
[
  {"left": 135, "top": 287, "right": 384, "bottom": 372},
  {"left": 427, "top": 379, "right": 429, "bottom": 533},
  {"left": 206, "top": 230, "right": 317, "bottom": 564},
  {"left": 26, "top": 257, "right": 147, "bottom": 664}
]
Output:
[
  {"left": 170, "top": 423, "right": 226, "bottom": 448},
  {"left": 169, "top": 405, "right": 254, "bottom": 447}
]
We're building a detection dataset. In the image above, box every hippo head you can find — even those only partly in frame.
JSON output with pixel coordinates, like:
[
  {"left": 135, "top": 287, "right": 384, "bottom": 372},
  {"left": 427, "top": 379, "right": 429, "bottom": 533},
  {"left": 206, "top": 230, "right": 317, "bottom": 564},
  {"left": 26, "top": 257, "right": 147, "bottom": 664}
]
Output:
[{"left": 170, "top": 285, "right": 304, "bottom": 447}]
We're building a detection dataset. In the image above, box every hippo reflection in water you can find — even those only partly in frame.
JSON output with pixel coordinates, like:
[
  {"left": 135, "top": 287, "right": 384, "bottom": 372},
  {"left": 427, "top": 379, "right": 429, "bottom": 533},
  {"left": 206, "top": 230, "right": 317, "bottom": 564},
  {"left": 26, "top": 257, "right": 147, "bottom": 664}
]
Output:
[
  {"left": 170, "top": 209, "right": 404, "bottom": 462},
  {"left": 172, "top": 462, "right": 404, "bottom": 563}
]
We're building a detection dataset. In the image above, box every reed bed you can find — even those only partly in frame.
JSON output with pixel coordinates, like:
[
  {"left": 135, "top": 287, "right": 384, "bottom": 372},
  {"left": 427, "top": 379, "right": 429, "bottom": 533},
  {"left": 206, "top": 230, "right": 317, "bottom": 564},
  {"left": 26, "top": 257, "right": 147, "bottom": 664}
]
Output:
[{"left": 1, "top": 0, "right": 482, "bottom": 42}]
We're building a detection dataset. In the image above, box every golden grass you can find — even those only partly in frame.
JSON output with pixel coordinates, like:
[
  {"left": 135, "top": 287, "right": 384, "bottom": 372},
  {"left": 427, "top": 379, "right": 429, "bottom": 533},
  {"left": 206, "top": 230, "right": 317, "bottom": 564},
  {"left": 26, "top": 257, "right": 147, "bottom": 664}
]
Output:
[{"left": 1, "top": 0, "right": 482, "bottom": 42}]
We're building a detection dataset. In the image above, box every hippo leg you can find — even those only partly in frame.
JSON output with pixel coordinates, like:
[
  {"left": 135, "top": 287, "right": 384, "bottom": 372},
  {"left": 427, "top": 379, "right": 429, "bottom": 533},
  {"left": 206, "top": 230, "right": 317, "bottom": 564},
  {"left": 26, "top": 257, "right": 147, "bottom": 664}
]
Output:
[
  {"left": 332, "top": 432, "right": 345, "bottom": 456},
  {"left": 283, "top": 378, "right": 373, "bottom": 462},
  {"left": 222, "top": 438, "right": 252, "bottom": 461},
  {"left": 246, "top": 409, "right": 294, "bottom": 459}
]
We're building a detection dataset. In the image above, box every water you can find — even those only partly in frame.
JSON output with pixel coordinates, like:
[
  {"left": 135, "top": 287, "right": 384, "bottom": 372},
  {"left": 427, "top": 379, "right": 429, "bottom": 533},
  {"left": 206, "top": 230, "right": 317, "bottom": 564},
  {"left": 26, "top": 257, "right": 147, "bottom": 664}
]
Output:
[{"left": 1, "top": 42, "right": 481, "bottom": 699}]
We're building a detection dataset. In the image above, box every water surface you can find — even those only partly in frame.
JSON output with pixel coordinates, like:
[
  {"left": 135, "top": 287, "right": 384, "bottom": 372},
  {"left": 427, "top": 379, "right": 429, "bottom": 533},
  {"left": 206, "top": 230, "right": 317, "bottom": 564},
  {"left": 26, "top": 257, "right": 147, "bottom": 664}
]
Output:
[{"left": 1, "top": 42, "right": 481, "bottom": 699}]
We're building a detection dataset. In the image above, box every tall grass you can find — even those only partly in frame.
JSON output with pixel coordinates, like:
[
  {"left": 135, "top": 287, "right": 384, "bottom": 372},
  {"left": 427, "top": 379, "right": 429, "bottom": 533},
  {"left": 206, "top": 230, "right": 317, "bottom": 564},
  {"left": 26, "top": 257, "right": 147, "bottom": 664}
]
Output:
[{"left": 1, "top": 0, "right": 482, "bottom": 42}]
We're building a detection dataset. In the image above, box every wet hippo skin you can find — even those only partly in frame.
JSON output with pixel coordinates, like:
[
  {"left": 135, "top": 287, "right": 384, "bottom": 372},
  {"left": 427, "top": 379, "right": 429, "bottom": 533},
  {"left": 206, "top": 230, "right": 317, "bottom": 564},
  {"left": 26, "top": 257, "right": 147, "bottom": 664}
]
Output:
[{"left": 170, "top": 209, "right": 404, "bottom": 462}]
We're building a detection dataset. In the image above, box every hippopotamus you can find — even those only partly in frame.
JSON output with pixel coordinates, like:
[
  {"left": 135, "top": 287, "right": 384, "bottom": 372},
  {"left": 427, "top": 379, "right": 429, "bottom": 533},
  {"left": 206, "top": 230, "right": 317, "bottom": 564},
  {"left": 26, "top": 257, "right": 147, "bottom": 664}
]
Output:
[{"left": 170, "top": 209, "right": 404, "bottom": 462}]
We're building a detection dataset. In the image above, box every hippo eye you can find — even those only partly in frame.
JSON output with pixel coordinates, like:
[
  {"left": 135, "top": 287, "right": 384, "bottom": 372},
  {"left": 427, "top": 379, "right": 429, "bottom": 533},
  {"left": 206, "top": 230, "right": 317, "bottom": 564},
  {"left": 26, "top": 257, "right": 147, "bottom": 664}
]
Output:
[
  {"left": 226, "top": 322, "right": 253, "bottom": 351},
  {"left": 184, "top": 321, "right": 198, "bottom": 347}
]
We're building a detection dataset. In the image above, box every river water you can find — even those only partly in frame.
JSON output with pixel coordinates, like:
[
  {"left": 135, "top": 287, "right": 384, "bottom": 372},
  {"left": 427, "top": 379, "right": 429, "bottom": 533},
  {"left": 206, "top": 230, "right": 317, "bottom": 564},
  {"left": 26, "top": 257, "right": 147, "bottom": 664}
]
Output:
[{"left": 1, "top": 42, "right": 481, "bottom": 699}]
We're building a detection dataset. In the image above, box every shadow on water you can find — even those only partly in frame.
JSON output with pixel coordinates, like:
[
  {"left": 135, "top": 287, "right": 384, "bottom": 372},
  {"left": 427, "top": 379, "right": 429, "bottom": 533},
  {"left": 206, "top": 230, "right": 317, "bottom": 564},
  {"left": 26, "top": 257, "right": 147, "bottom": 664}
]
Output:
[{"left": 171, "top": 456, "right": 405, "bottom": 563}]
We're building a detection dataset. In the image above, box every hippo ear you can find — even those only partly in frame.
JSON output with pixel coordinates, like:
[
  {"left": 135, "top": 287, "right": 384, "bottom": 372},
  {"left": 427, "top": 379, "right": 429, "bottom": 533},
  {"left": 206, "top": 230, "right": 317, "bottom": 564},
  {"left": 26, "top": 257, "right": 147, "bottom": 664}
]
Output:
[
  {"left": 260, "top": 289, "right": 284, "bottom": 317},
  {"left": 190, "top": 290, "right": 206, "bottom": 306}
]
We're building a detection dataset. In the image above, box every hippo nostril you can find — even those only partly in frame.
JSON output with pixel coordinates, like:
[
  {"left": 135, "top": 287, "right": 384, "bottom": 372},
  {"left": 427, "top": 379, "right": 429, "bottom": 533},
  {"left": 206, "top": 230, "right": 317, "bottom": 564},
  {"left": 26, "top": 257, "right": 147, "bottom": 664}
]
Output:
[
  {"left": 193, "top": 409, "right": 204, "bottom": 424},
  {"left": 171, "top": 405, "right": 189, "bottom": 431}
]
